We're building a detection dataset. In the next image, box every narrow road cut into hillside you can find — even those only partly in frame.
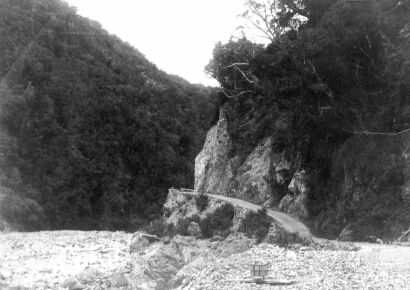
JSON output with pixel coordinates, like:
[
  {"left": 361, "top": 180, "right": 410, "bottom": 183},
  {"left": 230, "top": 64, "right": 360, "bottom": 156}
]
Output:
[{"left": 174, "top": 189, "right": 319, "bottom": 241}]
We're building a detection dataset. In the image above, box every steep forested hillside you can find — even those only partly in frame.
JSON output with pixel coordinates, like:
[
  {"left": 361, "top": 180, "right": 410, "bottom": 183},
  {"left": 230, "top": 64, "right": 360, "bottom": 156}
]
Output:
[
  {"left": 0, "top": 0, "right": 215, "bottom": 230},
  {"left": 205, "top": 0, "right": 410, "bottom": 239}
]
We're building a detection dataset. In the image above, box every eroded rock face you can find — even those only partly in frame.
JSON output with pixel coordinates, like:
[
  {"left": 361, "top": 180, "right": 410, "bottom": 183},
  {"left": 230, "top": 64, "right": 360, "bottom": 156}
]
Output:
[
  {"left": 228, "top": 137, "right": 274, "bottom": 205},
  {"left": 279, "top": 170, "right": 310, "bottom": 220},
  {"left": 194, "top": 114, "right": 233, "bottom": 194},
  {"left": 193, "top": 112, "right": 296, "bottom": 207}
]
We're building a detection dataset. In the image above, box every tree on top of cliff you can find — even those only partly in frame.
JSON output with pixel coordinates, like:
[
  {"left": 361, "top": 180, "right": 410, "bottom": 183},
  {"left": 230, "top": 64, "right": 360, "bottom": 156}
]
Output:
[{"left": 207, "top": 0, "right": 410, "bottom": 157}]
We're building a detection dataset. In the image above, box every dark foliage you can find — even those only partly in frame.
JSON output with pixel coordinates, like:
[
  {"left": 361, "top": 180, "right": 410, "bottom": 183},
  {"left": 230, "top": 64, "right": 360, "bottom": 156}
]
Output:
[
  {"left": 239, "top": 208, "right": 272, "bottom": 243},
  {"left": 195, "top": 194, "right": 209, "bottom": 212},
  {"left": 176, "top": 214, "right": 201, "bottom": 236},
  {"left": 207, "top": 0, "right": 410, "bottom": 238},
  {"left": 199, "top": 203, "right": 235, "bottom": 238},
  {"left": 0, "top": 0, "right": 216, "bottom": 229}
]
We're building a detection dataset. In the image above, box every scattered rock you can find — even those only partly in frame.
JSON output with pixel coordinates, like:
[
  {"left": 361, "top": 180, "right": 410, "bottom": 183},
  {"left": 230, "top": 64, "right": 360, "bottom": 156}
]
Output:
[
  {"left": 142, "top": 243, "right": 185, "bottom": 289},
  {"left": 162, "top": 235, "right": 171, "bottom": 244},
  {"left": 0, "top": 230, "right": 409, "bottom": 290},
  {"left": 138, "top": 233, "right": 161, "bottom": 244},
  {"left": 109, "top": 273, "right": 129, "bottom": 288},
  {"left": 75, "top": 267, "right": 103, "bottom": 284},
  {"left": 172, "top": 256, "right": 209, "bottom": 288},
  {"left": 210, "top": 235, "right": 225, "bottom": 242},
  {"left": 215, "top": 233, "right": 253, "bottom": 257},
  {"left": 265, "top": 223, "right": 312, "bottom": 246},
  {"left": 61, "top": 277, "right": 84, "bottom": 290},
  {"left": 39, "top": 267, "right": 52, "bottom": 273},
  {"left": 187, "top": 222, "right": 202, "bottom": 238},
  {"left": 115, "top": 265, "right": 131, "bottom": 274},
  {"left": 300, "top": 246, "right": 314, "bottom": 251},
  {"left": 129, "top": 233, "right": 161, "bottom": 253},
  {"left": 129, "top": 236, "right": 149, "bottom": 253},
  {"left": 286, "top": 250, "right": 297, "bottom": 259}
]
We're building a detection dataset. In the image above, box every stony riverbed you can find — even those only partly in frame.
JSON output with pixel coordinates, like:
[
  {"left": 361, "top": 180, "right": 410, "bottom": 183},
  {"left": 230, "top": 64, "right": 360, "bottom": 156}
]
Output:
[{"left": 0, "top": 231, "right": 410, "bottom": 290}]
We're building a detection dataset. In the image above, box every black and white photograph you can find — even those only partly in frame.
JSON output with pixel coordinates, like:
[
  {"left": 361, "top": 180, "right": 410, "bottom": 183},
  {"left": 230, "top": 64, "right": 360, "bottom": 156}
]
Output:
[{"left": 1, "top": 0, "right": 410, "bottom": 289}]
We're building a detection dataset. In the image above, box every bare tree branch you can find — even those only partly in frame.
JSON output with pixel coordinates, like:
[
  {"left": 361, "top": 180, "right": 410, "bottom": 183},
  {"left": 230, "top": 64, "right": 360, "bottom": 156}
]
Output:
[
  {"left": 234, "top": 66, "right": 258, "bottom": 84},
  {"left": 222, "top": 63, "right": 249, "bottom": 69},
  {"left": 219, "top": 90, "right": 253, "bottom": 98}
]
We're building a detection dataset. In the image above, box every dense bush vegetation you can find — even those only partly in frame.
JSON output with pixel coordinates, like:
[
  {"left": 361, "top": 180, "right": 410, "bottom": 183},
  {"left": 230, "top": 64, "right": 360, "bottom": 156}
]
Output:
[
  {"left": 176, "top": 214, "right": 201, "bottom": 236},
  {"left": 206, "top": 0, "right": 410, "bottom": 238},
  {"left": 195, "top": 194, "right": 209, "bottom": 212},
  {"left": 207, "top": 0, "right": 410, "bottom": 159},
  {"left": 0, "top": 0, "right": 215, "bottom": 230},
  {"left": 239, "top": 208, "right": 271, "bottom": 243},
  {"left": 199, "top": 203, "right": 235, "bottom": 238}
]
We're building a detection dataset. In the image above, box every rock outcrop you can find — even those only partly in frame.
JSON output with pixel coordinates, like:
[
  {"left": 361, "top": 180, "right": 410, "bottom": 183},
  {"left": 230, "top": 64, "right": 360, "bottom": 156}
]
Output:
[
  {"left": 164, "top": 109, "right": 312, "bottom": 242},
  {"left": 279, "top": 170, "right": 310, "bottom": 220},
  {"left": 194, "top": 114, "right": 234, "bottom": 195},
  {"left": 194, "top": 111, "right": 302, "bottom": 208},
  {"left": 166, "top": 105, "right": 410, "bottom": 241}
]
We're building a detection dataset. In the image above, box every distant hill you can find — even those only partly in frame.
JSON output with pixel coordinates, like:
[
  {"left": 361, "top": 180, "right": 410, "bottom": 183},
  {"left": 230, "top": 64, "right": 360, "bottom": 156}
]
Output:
[{"left": 0, "top": 0, "right": 216, "bottom": 230}]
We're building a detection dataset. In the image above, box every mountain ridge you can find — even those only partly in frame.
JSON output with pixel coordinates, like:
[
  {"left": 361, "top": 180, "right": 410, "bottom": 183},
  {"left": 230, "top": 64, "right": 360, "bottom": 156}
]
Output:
[{"left": 0, "top": 0, "right": 216, "bottom": 231}]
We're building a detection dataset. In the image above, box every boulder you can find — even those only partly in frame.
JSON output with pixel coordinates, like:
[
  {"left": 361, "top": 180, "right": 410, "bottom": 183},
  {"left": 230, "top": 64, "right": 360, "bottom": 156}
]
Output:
[
  {"left": 214, "top": 233, "right": 253, "bottom": 257},
  {"left": 210, "top": 235, "right": 225, "bottom": 242},
  {"left": 265, "top": 223, "right": 312, "bottom": 246},
  {"left": 129, "top": 236, "right": 149, "bottom": 253},
  {"left": 108, "top": 273, "right": 129, "bottom": 288},
  {"left": 171, "top": 256, "right": 209, "bottom": 288},
  {"left": 61, "top": 277, "right": 84, "bottom": 290},
  {"left": 75, "top": 267, "right": 103, "bottom": 285},
  {"left": 187, "top": 222, "right": 202, "bottom": 238},
  {"left": 130, "top": 233, "right": 161, "bottom": 253},
  {"left": 127, "top": 235, "right": 212, "bottom": 289},
  {"left": 140, "top": 241, "right": 186, "bottom": 289}
]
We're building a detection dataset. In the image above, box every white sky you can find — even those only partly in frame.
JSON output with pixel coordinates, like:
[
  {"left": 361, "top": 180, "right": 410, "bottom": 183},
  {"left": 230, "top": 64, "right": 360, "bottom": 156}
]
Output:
[{"left": 64, "top": 0, "right": 249, "bottom": 86}]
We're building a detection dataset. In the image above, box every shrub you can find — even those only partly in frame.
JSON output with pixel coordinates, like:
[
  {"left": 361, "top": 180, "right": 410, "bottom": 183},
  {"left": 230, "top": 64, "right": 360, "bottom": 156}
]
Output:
[
  {"left": 143, "top": 218, "right": 169, "bottom": 237},
  {"left": 176, "top": 218, "right": 191, "bottom": 236},
  {"left": 200, "top": 203, "right": 235, "bottom": 238},
  {"left": 239, "top": 208, "right": 271, "bottom": 243},
  {"left": 195, "top": 194, "right": 209, "bottom": 212},
  {"left": 176, "top": 214, "right": 201, "bottom": 236}
]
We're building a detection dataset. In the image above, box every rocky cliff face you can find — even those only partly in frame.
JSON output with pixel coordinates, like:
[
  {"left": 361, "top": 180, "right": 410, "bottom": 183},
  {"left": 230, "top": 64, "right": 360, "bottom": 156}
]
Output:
[
  {"left": 318, "top": 133, "right": 410, "bottom": 241},
  {"left": 194, "top": 111, "right": 305, "bottom": 210},
  {"left": 181, "top": 108, "right": 410, "bottom": 241}
]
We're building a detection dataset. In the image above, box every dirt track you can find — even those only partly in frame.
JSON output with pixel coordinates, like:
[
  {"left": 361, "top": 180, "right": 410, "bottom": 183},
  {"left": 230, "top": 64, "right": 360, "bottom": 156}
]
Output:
[
  {"left": 206, "top": 193, "right": 313, "bottom": 237},
  {"left": 178, "top": 190, "right": 314, "bottom": 238}
]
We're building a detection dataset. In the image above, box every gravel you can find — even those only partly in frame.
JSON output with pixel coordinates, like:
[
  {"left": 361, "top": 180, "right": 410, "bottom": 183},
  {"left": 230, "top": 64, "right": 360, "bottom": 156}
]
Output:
[
  {"left": 1, "top": 231, "right": 410, "bottom": 290},
  {"left": 183, "top": 243, "right": 410, "bottom": 290}
]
